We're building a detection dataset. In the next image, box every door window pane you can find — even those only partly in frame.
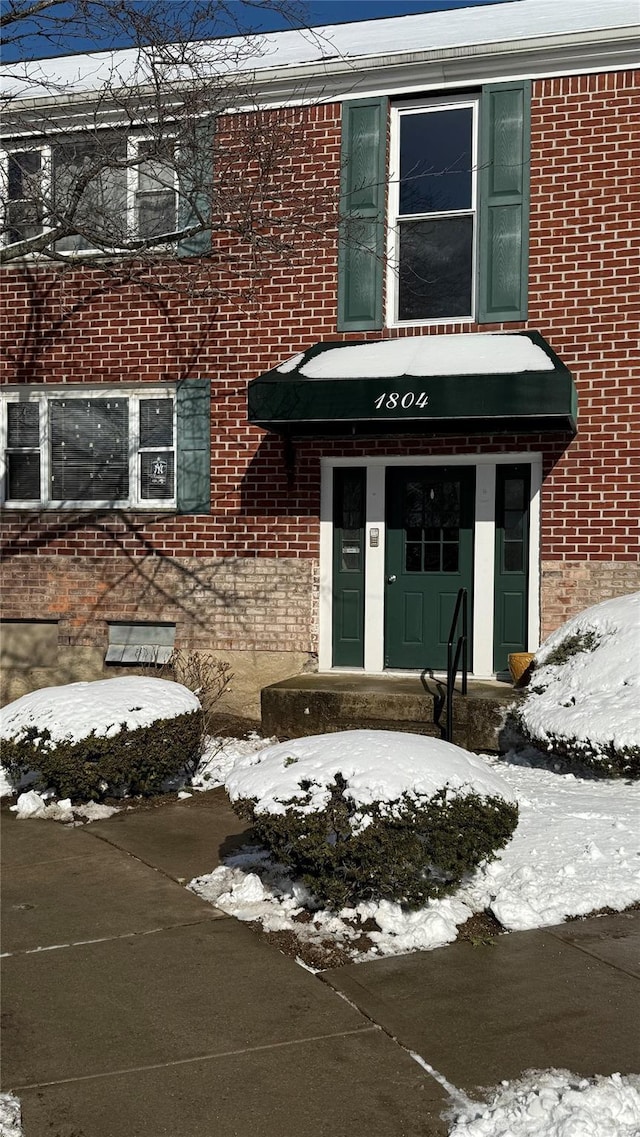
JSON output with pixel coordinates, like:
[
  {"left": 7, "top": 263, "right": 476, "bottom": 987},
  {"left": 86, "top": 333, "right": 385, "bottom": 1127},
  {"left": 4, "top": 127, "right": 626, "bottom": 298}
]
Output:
[{"left": 403, "top": 476, "right": 462, "bottom": 573}]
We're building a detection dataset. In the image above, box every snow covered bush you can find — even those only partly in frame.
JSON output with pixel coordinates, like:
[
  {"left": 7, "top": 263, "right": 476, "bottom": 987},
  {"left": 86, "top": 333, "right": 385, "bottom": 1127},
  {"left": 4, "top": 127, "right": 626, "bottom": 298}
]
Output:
[
  {"left": 227, "top": 730, "right": 518, "bottom": 911},
  {"left": 0, "top": 677, "right": 203, "bottom": 801},
  {"left": 514, "top": 593, "right": 640, "bottom": 778}
]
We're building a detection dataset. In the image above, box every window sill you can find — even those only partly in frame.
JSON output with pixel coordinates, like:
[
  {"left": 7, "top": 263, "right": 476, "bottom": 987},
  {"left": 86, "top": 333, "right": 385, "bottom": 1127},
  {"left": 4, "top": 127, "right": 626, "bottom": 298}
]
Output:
[{"left": 1, "top": 502, "right": 179, "bottom": 512}]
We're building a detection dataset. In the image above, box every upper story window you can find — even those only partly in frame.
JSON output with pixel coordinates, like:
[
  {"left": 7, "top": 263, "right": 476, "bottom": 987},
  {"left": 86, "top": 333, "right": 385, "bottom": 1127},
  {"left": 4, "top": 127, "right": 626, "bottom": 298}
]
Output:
[
  {"left": 1, "top": 389, "right": 176, "bottom": 508},
  {"left": 3, "top": 133, "right": 178, "bottom": 254},
  {"left": 388, "top": 98, "right": 478, "bottom": 324}
]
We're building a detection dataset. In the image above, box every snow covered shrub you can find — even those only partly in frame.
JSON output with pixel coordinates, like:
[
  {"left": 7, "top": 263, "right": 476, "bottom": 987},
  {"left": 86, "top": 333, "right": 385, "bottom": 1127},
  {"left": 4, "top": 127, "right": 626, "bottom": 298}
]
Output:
[
  {"left": 513, "top": 593, "right": 640, "bottom": 778},
  {"left": 227, "top": 731, "right": 518, "bottom": 911},
  {"left": 1, "top": 677, "right": 203, "bottom": 801}
]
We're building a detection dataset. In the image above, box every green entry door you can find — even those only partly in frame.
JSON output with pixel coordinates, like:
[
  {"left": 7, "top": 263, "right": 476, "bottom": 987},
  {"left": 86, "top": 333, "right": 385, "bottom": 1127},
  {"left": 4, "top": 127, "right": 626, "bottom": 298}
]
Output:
[{"left": 385, "top": 467, "right": 475, "bottom": 670}]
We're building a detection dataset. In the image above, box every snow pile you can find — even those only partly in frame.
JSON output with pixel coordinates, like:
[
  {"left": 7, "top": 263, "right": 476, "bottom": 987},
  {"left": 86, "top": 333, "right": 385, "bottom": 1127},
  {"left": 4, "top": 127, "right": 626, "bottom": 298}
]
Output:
[
  {"left": 518, "top": 593, "right": 640, "bottom": 772},
  {"left": 190, "top": 738, "right": 640, "bottom": 960},
  {"left": 0, "top": 1093, "right": 22, "bottom": 1137},
  {"left": 225, "top": 729, "right": 516, "bottom": 815},
  {"left": 9, "top": 790, "right": 119, "bottom": 823},
  {"left": 0, "top": 677, "right": 200, "bottom": 748},
  {"left": 192, "top": 732, "right": 277, "bottom": 791},
  {"left": 447, "top": 1070, "right": 640, "bottom": 1137}
]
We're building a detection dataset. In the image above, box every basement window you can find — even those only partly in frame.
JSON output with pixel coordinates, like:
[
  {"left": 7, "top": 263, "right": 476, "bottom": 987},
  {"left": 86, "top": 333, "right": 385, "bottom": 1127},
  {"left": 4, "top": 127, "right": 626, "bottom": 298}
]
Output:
[{"left": 105, "top": 623, "right": 175, "bottom": 665}]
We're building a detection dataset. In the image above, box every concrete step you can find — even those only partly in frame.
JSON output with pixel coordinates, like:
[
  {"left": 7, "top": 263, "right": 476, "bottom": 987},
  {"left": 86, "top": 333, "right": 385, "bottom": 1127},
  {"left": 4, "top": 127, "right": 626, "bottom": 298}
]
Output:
[{"left": 261, "top": 673, "right": 523, "bottom": 752}]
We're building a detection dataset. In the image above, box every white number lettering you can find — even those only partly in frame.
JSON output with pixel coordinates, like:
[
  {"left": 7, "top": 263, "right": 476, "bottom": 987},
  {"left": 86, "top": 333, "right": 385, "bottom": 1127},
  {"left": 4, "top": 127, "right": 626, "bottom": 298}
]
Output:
[
  {"left": 374, "top": 393, "right": 386, "bottom": 409},
  {"left": 416, "top": 391, "right": 430, "bottom": 408},
  {"left": 401, "top": 392, "right": 415, "bottom": 409},
  {"left": 386, "top": 392, "right": 399, "bottom": 409}
]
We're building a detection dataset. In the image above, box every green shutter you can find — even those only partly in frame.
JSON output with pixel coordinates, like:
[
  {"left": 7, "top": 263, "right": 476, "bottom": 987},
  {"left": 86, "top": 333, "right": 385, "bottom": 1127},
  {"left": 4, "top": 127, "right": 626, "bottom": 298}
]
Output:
[
  {"left": 176, "top": 379, "right": 210, "bottom": 513},
  {"left": 478, "top": 81, "right": 531, "bottom": 323},
  {"left": 177, "top": 120, "right": 214, "bottom": 257},
  {"left": 337, "top": 97, "right": 387, "bottom": 331}
]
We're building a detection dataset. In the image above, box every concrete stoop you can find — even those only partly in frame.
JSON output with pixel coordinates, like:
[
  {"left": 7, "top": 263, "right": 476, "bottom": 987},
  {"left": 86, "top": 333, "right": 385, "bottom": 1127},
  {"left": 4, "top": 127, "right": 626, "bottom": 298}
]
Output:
[{"left": 261, "top": 672, "right": 523, "bottom": 752}]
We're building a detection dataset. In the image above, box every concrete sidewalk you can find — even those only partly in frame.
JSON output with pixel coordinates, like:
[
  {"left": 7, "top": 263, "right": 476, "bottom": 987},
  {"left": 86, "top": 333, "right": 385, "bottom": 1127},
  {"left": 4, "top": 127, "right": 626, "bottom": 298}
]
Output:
[{"left": 2, "top": 790, "right": 639, "bottom": 1137}]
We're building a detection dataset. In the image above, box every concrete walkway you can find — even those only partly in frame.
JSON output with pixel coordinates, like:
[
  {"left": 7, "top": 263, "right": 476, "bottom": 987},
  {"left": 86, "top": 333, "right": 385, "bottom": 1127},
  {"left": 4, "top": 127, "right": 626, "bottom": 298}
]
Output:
[{"left": 2, "top": 790, "right": 639, "bottom": 1137}]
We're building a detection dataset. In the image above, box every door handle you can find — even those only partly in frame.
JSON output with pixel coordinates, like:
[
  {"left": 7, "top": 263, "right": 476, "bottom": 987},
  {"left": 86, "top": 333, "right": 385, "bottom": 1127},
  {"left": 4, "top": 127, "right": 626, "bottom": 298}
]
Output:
[{"left": 387, "top": 575, "right": 397, "bottom": 584}]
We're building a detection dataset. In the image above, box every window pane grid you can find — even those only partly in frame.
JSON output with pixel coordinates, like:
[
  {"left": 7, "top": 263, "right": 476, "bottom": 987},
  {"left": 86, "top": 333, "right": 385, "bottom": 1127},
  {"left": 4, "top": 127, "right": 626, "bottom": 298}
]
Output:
[{"left": 2, "top": 394, "right": 176, "bottom": 507}]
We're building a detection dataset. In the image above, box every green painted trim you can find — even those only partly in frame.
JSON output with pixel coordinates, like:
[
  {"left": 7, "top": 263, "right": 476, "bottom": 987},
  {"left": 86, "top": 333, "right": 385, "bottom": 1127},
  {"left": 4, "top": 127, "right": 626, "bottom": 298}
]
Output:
[
  {"left": 478, "top": 81, "right": 531, "bottom": 323},
  {"left": 493, "top": 464, "right": 531, "bottom": 673},
  {"left": 177, "top": 120, "right": 215, "bottom": 257},
  {"left": 176, "top": 379, "right": 211, "bottom": 513},
  {"left": 337, "top": 97, "right": 387, "bottom": 331},
  {"left": 248, "top": 332, "right": 576, "bottom": 433}
]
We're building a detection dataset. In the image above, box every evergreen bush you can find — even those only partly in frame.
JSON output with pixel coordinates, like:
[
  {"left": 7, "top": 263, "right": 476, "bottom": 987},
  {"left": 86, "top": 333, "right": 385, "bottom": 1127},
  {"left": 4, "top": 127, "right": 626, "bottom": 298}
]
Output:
[
  {"left": 233, "top": 773, "right": 518, "bottom": 911},
  {"left": 2, "top": 709, "right": 203, "bottom": 801}
]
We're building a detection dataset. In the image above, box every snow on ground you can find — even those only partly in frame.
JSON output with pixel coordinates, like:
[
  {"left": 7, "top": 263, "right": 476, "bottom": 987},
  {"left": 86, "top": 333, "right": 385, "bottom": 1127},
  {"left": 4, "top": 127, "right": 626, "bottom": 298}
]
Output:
[
  {"left": 0, "top": 677, "right": 200, "bottom": 746},
  {"left": 446, "top": 1070, "right": 640, "bottom": 1137},
  {"left": 519, "top": 592, "right": 640, "bottom": 758},
  {"left": 0, "top": 1093, "right": 22, "bottom": 1137},
  {"left": 190, "top": 736, "right": 640, "bottom": 960},
  {"left": 192, "top": 732, "right": 277, "bottom": 791}
]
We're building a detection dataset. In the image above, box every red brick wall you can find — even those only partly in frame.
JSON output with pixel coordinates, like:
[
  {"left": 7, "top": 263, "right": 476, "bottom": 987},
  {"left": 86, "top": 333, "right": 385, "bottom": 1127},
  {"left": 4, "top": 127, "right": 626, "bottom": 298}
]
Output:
[{"left": 1, "top": 74, "right": 639, "bottom": 645}]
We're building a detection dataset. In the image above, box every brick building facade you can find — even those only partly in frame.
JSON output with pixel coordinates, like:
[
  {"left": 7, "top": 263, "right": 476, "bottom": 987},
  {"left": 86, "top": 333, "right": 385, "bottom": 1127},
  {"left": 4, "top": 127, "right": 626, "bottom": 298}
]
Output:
[{"left": 1, "top": 1, "right": 639, "bottom": 712}]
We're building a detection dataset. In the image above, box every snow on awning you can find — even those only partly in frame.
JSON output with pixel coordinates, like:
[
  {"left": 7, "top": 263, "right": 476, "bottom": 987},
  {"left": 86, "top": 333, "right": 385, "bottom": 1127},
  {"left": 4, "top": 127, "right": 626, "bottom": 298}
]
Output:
[{"left": 247, "top": 332, "right": 577, "bottom": 435}]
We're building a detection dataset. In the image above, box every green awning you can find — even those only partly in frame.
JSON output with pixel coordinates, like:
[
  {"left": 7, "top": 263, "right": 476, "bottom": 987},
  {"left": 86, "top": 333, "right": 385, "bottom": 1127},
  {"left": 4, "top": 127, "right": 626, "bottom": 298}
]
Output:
[{"left": 248, "top": 331, "right": 577, "bottom": 435}]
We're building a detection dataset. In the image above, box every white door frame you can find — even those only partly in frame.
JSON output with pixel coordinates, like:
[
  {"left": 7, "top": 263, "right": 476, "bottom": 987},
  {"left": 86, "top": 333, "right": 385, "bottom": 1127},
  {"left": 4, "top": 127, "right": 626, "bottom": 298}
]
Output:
[{"left": 319, "top": 452, "right": 541, "bottom": 677}]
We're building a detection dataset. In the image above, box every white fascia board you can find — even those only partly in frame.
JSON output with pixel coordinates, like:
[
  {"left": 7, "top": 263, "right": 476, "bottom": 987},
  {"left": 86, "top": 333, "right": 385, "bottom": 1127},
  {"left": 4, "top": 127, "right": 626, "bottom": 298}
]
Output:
[{"left": 4, "top": 25, "right": 638, "bottom": 123}]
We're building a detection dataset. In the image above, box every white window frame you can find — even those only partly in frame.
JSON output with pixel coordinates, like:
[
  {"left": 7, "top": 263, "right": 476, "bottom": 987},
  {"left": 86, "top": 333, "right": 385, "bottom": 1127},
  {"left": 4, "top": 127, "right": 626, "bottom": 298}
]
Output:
[
  {"left": 127, "top": 134, "right": 178, "bottom": 245},
  {"left": 1, "top": 142, "right": 53, "bottom": 248},
  {"left": 0, "top": 386, "right": 177, "bottom": 510},
  {"left": 386, "top": 95, "right": 479, "bottom": 328},
  {"left": 2, "top": 131, "right": 179, "bottom": 253}
]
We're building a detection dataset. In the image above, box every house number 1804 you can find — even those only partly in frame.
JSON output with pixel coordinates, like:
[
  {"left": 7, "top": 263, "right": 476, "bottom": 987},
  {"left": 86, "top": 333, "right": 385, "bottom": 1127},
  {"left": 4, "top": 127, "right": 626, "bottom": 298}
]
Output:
[{"left": 374, "top": 391, "right": 430, "bottom": 411}]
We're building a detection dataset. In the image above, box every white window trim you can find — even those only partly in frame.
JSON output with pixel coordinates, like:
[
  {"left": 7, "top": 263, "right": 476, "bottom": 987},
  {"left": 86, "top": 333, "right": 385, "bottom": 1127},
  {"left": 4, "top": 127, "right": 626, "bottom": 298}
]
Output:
[
  {"left": 386, "top": 94, "right": 479, "bottom": 329},
  {"left": 126, "top": 134, "right": 179, "bottom": 247},
  {"left": 319, "top": 453, "right": 542, "bottom": 678},
  {"left": 0, "top": 386, "right": 177, "bottom": 510},
  {"left": 1, "top": 142, "right": 54, "bottom": 249},
  {"left": 2, "top": 132, "right": 179, "bottom": 254}
]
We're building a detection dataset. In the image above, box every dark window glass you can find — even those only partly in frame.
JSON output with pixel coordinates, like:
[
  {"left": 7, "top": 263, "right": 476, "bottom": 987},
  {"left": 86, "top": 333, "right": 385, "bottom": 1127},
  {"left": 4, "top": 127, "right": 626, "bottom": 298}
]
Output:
[
  {"left": 6, "top": 452, "right": 40, "bottom": 500},
  {"left": 140, "top": 451, "right": 174, "bottom": 500},
  {"left": 398, "top": 216, "right": 473, "bottom": 320},
  {"left": 406, "top": 542, "right": 422, "bottom": 572},
  {"left": 335, "top": 469, "right": 364, "bottom": 572},
  {"left": 54, "top": 136, "right": 127, "bottom": 252},
  {"left": 402, "top": 476, "right": 463, "bottom": 574},
  {"left": 49, "top": 399, "right": 129, "bottom": 501},
  {"left": 7, "top": 403, "right": 39, "bottom": 447},
  {"left": 139, "top": 399, "right": 173, "bottom": 447},
  {"left": 504, "top": 543, "right": 524, "bottom": 572},
  {"left": 442, "top": 543, "right": 459, "bottom": 573},
  {"left": 136, "top": 141, "right": 176, "bottom": 239},
  {"left": 7, "top": 151, "right": 43, "bottom": 242},
  {"left": 399, "top": 108, "right": 473, "bottom": 215}
]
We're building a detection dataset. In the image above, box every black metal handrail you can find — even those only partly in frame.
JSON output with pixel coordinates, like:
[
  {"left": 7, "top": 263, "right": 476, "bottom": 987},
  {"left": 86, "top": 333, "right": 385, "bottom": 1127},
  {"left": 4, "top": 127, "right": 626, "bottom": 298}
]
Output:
[{"left": 445, "top": 587, "right": 468, "bottom": 743}]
